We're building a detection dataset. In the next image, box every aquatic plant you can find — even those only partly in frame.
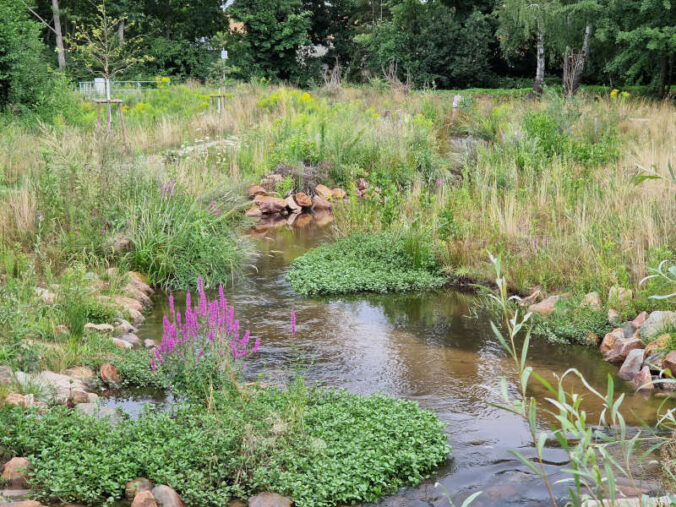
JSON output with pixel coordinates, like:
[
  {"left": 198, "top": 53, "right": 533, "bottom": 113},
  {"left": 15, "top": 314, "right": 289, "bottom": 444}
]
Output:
[{"left": 153, "top": 277, "right": 259, "bottom": 399}]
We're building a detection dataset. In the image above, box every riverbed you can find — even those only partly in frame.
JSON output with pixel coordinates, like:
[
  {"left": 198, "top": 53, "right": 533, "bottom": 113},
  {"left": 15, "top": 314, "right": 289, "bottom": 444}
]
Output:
[{"left": 104, "top": 218, "right": 667, "bottom": 506}]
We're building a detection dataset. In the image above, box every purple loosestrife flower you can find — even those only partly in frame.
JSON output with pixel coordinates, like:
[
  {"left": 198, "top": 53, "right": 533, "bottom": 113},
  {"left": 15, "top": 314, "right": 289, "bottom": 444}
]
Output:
[
  {"left": 150, "top": 358, "right": 157, "bottom": 371},
  {"left": 185, "top": 292, "right": 192, "bottom": 313}
]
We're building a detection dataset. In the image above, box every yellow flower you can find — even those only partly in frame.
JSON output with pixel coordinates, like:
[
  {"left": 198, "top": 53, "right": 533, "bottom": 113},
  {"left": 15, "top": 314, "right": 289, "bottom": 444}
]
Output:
[
  {"left": 621, "top": 91, "right": 630, "bottom": 98},
  {"left": 610, "top": 88, "right": 620, "bottom": 98}
]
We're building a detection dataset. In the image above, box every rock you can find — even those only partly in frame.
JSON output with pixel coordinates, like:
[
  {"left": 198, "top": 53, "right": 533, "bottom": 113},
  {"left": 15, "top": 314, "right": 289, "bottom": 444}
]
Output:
[
  {"left": 34, "top": 287, "right": 56, "bottom": 305},
  {"left": 312, "top": 195, "right": 332, "bottom": 210},
  {"left": 608, "top": 286, "right": 633, "bottom": 309},
  {"left": 114, "top": 319, "right": 138, "bottom": 335},
  {"left": 112, "top": 338, "right": 133, "bottom": 350},
  {"left": 125, "top": 284, "right": 152, "bottom": 307},
  {"left": 608, "top": 308, "right": 621, "bottom": 325},
  {"left": 284, "top": 195, "right": 301, "bottom": 214},
  {"left": 632, "top": 311, "right": 649, "bottom": 328},
  {"left": 248, "top": 492, "right": 293, "bottom": 507},
  {"left": 107, "top": 232, "right": 132, "bottom": 255},
  {"left": 144, "top": 339, "right": 157, "bottom": 349},
  {"left": 663, "top": 351, "right": 676, "bottom": 376},
  {"left": 1, "top": 458, "right": 30, "bottom": 488},
  {"left": 129, "top": 309, "right": 145, "bottom": 327},
  {"left": 245, "top": 205, "right": 263, "bottom": 218},
  {"left": 87, "top": 393, "right": 98, "bottom": 403},
  {"left": 583, "top": 333, "right": 600, "bottom": 347},
  {"left": 293, "top": 213, "right": 313, "bottom": 228},
  {"left": 357, "top": 178, "right": 369, "bottom": 192},
  {"left": 294, "top": 192, "right": 312, "bottom": 208},
  {"left": 605, "top": 338, "right": 643, "bottom": 364},
  {"left": 127, "top": 275, "right": 153, "bottom": 296},
  {"left": 331, "top": 188, "right": 346, "bottom": 200},
  {"left": 5, "top": 393, "right": 27, "bottom": 408},
  {"left": 0, "top": 501, "right": 47, "bottom": 507},
  {"left": 621, "top": 321, "right": 639, "bottom": 339},
  {"left": 100, "top": 363, "right": 121, "bottom": 385},
  {"left": 314, "top": 184, "right": 333, "bottom": 200},
  {"left": 30, "top": 371, "right": 87, "bottom": 404},
  {"left": 0, "top": 366, "right": 14, "bottom": 385},
  {"left": 131, "top": 491, "right": 158, "bottom": 507},
  {"left": 259, "top": 174, "right": 283, "bottom": 192},
  {"left": 528, "top": 295, "right": 560, "bottom": 316},
  {"left": 247, "top": 185, "right": 268, "bottom": 199},
  {"left": 631, "top": 366, "right": 654, "bottom": 392},
  {"left": 85, "top": 323, "right": 115, "bottom": 333},
  {"left": 255, "top": 196, "right": 287, "bottom": 214},
  {"left": 151, "top": 485, "right": 183, "bottom": 507},
  {"left": 69, "top": 390, "right": 89, "bottom": 405},
  {"left": 580, "top": 292, "right": 602, "bottom": 310},
  {"left": 641, "top": 311, "right": 676, "bottom": 341},
  {"left": 0, "top": 488, "right": 31, "bottom": 499},
  {"left": 618, "top": 349, "right": 645, "bottom": 380},
  {"left": 126, "top": 478, "right": 153, "bottom": 500},
  {"left": 227, "top": 501, "right": 247, "bottom": 507},
  {"left": 64, "top": 367, "right": 96, "bottom": 385},
  {"left": 119, "top": 333, "right": 141, "bottom": 348},
  {"left": 75, "top": 403, "right": 122, "bottom": 426},
  {"left": 520, "top": 290, "right": 543, "bottom": 306},
  {"left": 645, "top": 334, "right": 670, "bottom": 356}
]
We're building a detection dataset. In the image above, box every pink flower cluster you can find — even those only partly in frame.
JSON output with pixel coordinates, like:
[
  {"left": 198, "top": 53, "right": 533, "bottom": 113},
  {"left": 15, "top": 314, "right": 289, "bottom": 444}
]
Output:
[
  {"left": 160, "top": 178, "right": 176, "bottom": 199},
  {"left": 150, "top": 276, "right": 260, "bottom": 371}
]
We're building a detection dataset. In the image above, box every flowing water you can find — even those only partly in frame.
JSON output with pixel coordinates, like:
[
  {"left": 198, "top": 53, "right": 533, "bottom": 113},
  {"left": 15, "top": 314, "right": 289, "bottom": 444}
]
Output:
[{"left": 105, "top": 217, "right": 669, "bottom": 506}]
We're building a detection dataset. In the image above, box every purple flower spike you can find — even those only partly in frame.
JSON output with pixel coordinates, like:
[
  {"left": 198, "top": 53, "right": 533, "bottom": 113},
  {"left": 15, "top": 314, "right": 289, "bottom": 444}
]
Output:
[{"left": 150, "top": 358, "right": 157, "bottom": 371}]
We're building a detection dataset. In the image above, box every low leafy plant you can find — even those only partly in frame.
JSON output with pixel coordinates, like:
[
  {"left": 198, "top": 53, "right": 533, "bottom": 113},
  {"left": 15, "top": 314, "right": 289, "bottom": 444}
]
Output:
[{"left": 286, "top": 232, "right": 446, "bottom": 296}]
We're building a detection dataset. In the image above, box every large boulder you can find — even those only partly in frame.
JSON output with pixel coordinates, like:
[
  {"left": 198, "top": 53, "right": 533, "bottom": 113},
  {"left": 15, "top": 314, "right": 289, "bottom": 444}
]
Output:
[
  {"left": 254, "top": 196, "right": 287, "bottom": 215},
  {"left": 1, "top": 457, "right": 30, "bottom": 488},
  {"left": 314, "top": 184, "right": 333, "bottom": 200},
  {"left": 5, "top": 393, "right": 27, "bottom": 408},
  {"left": 331, "top": 188, "right": 347, "bottom": 200},
  {"left": 151, "top": 485, "right": 183, "bottom": 507},
  {"left": 632, "top": 311, "right": 649, "bottom": 329},
  {"left": 608, "top": 286, "right": 633, "bottom": 309},
  {"left": 131, "top": 491, "right": 158, "bottom": 507},
  {"left": 600, "top": 328, "right": 625, "bottom": 357},
  {"left": 84, "top": 323, "right": 114, "bottom": 333},
  {"left": 114, "top": 319, "right": 138, "bottom": 335},
  {"left": 248, "top": 492, "right": 293, "bottom": 507},
  {"left": 284, "top": 196, "right": 301, "bottom": 214},
  {"left": 607, "top": 308, "right": 621, "bottom": 325},
  {"left": 631, "top": 366, "right": 654, "bottom": 392},
  {"left": 245, "top": 205, "right": 263, "bottom": 218},
  {"left": 247, "top": 185, "right": 268, "bottom": 199},
  {"left": 618, "top": 349, "right": 645, "bottom": 381},
  {"left": 528, "top": 295, "right": 560, "bottom": 316},
  {"left": 641, "top": 311, "right": 676, "bottom": 341},
  {"left": 118, "top": 333, "right": 142, "bottom": 348},
  {"left": 604, "top": 337, "right": 643, "bottom": 364},
  {"left": 17, "top": 371, "right": 88, "bottom": 404},
  {"left": 294, "top": 192, "right": 312, "bottom": 208},
  {"left": 312, "top": 195, "right": 332, "bottom": 210}
]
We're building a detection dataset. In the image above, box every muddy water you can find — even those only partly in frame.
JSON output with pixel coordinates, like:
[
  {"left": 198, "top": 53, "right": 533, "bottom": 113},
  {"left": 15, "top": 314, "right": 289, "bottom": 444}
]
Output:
[{"left": 109, "top": 218, "right": 668, "bottom": 506}]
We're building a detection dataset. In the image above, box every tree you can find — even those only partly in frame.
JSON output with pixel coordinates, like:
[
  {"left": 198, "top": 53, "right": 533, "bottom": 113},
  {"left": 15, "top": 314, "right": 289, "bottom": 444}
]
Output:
[
  {"left": 226, "top": 0, "right": 312, "bottom": 82},
  {"left": 496, "top": 0, "right": 558, "bottom": 95},
  {"left": 68, "top": 1, "right": 149, "bottom": 126},
  {"left": 0, "top": 2, "right": 52, "bottom": 110},
  {"left": 556, "top": 0, "right": 600, "bottom": 95}
]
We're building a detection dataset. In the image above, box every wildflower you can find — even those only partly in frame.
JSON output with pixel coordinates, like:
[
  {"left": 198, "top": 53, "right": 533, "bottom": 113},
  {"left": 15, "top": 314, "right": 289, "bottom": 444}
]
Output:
[{"left": 150, "top": 358, "right": 157, "bottom": 371}]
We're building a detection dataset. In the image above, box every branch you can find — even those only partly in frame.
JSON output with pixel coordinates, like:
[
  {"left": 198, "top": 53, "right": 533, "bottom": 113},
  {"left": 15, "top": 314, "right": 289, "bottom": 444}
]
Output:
[{"left": 18, "top": 0, "right": 59, "bottom": 36}]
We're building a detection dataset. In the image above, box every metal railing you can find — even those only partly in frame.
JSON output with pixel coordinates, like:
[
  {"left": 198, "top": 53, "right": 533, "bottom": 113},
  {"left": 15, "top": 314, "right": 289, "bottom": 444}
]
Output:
[{"left": 78, "top": 80, "right": 160, "bottom": 97}]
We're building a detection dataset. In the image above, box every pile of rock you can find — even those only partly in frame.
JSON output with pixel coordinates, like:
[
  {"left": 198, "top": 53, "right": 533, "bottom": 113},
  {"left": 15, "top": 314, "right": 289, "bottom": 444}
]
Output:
[
  {"left": 245, "top": 178, "right": 348, "bottom": 219},
  {"left": 1, "top": 457, "right": 38, "bottom": 506}
]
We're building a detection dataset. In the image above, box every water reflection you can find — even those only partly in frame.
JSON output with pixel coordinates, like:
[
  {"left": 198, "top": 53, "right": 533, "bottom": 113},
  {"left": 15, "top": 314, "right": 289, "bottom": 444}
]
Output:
[{"left": 128, "top": 220, "right": 668, "bottom": 506}]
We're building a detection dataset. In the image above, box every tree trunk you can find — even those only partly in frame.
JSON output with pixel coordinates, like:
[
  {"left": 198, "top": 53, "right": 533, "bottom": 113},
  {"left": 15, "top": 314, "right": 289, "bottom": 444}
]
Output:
[
  {"left": 117, "top": 19, "right": 125, "bottom": 43},
  {"left": 658, "top": 52, "right": 667, "bottom": 98},
  {"left": 52, "top": 0, "right": 66, "bottom": 70},
  {"left": 533, "top": 25, "right": 545, "bottom": 95},
  {"left": 569, "top": 24, "right": 592, "bottom": 95}
]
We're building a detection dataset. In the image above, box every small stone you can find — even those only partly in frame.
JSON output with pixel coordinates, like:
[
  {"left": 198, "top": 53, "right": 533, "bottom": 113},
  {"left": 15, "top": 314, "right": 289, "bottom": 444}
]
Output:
[
  {"left": 5, "top": 393, "right": 27, "bottom": 408},
  {"left": 284, "top": 195, "right": 301, "bottom": 214},
  {"left": 248, "top": 492, "right": 293, "bottom": 507},
  {"left": 528, "top": 295, "right": 560, "bottom": 316},
  {"left": 294, "top": 192, "right": 312, "bottom": 208},
  {"left": 631, "top": 366, "right": 654, "bottom": 392},
  {"left": 608, "top": 286, "right": 633, "bottom": 309},
  {"left": 245, "top": 205, "right": 263, "bottom": 218},
  {"left": 331, "top": 187, "right": 346, "bottom": 200},
  {"left": 580, "top": 292, "right": 602, "bottom": 310},
  {"left": 144, "top": 339, "right": 157, "bottom": 349},
  {"left": 0, "top": 366, "right": 14, "bottom": 385},
  {"left": 618, "top": 349, "right": 645, "bottom": 381},
  {"left": 119, "top": 333, "right": 141, "bottom": 348},
  {"left": 314, "top": 184, "right": 333, "bottom": 200},
  {"left": 126, "top": 478, "right": 153, "bottom": 500},
  {"left": 100, "top": 363, "right": 121, "bottom": 385},
  {"left": 114, "top": 319, "right": 138, "bottom": 335},
  {"left": 247, "top": 185, "right": 268, "bottom": 199},
  {"left": 131, "top": 491, "right": 158, "bottom": 507},
  {"left": 608, "top": 308, "right": 621, "bottom": 325},
  {"left": 621, "top": 321, "right": 638, "bottom": 339},
  {"left": 85, "top": 323, "right": 115, "bottom": 333},
  {"left": 1, "top": 457, "right": 30, "bottom": 488},
  {"left": 641, "top": 311, "right": 676, "bottom": 341},
  {"left": 632, "top": 311, "right": 649, "bottom": 328},
  {"left": 312, "top": 195, "right": 332, "bottom": 210},
  {"left": 112, "top": 338, "right": 133, "bottom": 350},
  {"left": 151, "top": 485, "right": 183, "bottom": 507}
]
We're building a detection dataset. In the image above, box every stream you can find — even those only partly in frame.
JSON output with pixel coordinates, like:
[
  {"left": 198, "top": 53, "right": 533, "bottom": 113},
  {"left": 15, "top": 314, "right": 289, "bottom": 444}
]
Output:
[{"left": 104, "top": 217, "right": 668, "bottom": 506}]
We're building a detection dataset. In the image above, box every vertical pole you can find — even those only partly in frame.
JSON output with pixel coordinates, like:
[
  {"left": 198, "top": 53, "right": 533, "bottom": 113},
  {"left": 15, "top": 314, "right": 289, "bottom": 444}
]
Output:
[
  {"left": 96, "top": 103, "right": 101, "bottom": 130},
  {"left": 105, "top": 79, "right": 112, "bottom": 130},
  {"left": 118, "top": 102, "right": 129, "bottom": 154}
]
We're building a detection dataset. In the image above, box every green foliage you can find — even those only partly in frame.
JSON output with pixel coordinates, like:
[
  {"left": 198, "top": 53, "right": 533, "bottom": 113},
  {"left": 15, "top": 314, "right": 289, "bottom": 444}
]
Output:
[
  {"left": 531, "top": 298, "right": 612, "bottom": 345},
  {"left": 0, "top": 385, "right": 449, "bottom": 506},
  {"left": 287, "top": 232, "right": 446, "bottom": 296},
  {"left": 126, "top": 182, "right": 249, "bottom": 289}
]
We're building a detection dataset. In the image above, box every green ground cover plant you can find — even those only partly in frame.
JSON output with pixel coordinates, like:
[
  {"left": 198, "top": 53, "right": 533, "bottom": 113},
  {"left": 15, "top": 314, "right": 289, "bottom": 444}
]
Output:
[{"left": 286, "top": 231, "right": 446, "bottom": 296}]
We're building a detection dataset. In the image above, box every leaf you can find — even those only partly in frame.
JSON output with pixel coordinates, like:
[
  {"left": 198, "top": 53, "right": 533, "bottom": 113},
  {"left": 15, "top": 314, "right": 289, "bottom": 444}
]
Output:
[{"left": 508, "top": 449, "right": 542, "bottom": 477}]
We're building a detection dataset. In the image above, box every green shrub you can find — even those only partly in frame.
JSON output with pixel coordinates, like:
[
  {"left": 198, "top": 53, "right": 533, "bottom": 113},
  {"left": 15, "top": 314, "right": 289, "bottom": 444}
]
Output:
[
  {"left": 531, "top": 297, "right": 612, "bottom": 346},
  {"left": 286, "top": 232, "right": 446, "bottom": 296},
  {"left": 0, "top": 385, "right": 449, "bottom": 506}
]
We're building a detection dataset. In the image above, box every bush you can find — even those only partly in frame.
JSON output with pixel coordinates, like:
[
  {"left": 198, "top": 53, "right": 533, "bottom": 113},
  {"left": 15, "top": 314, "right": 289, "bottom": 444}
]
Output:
[
  {"left": 0, "top": 386, "right": 449, "bottom": 506},
  {"left": 286, "top": 232, "right": 446, "bottom": 296}
]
